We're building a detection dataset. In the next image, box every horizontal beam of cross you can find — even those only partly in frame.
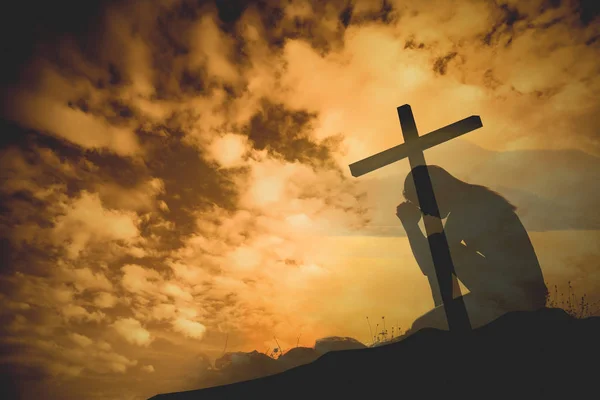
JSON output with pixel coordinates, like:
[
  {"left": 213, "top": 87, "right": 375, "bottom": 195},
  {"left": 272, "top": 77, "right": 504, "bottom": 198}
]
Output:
[{"left": 348, "top": 115, "right": 482, "bottom": 177}]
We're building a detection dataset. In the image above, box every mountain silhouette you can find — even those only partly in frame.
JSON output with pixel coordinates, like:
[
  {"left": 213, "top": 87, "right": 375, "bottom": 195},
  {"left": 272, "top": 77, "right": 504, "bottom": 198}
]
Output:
[
  {"left": 148, "top": 308, "right": 600, "bottom": 399},
  {"left": 359, "top": 140, "right": 600, "bottom": 235}
]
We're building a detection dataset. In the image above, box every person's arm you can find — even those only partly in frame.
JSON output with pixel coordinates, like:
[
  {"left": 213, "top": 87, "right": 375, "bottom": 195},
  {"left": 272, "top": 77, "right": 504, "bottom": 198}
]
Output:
[
  {"left": 396, "top": 203, "right": 434, "bottom": 275},
  {"left": 448, "top": 238, "right": 530, "bottom": 308},
  {"left": 405, "top": 224, "right": 445, "bottom": 306},
  {"left": 396, "top": 203, "right": 444, "bottom": 306},
  {"left": 403, "top": 224, "right": 434, "bottom": 275}
]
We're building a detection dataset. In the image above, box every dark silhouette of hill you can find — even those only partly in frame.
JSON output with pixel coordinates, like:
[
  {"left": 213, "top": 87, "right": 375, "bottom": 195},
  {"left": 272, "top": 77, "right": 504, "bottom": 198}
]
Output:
[
  {"left": 362, "top": 142, "right": 600, "bottom": 235},
  {"left": 184, "top": 337, "right": 368, "bottom": 390},
  {"left": 493, "top": 185, "right": 600, "bottom": 231},
  {"left": 462, "top": 148, "right": 599, "bottom": 224},
  {"left": 149, "top": 308, "right": 600, "bottom": 399}
]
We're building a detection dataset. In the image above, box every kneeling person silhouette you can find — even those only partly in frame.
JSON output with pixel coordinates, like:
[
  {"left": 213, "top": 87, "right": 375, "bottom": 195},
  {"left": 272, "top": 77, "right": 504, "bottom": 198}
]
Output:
[{"left": 396, "top": 165, "right": 548, "bottom": 333}]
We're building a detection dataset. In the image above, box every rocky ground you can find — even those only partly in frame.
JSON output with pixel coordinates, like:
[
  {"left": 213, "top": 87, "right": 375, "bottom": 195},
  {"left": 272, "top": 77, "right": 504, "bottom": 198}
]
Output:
[
  {"left": 149, "top": 308, "right": 600, "bottom": 399},
  {"left": 178, "top": 336, "right": 368, "bottom": 389}
]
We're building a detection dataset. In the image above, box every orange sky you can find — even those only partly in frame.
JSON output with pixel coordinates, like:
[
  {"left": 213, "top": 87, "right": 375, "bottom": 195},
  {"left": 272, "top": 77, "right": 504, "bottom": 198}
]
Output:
[{"left": 1, "top": 0, "right": 599, "bottom": 399}]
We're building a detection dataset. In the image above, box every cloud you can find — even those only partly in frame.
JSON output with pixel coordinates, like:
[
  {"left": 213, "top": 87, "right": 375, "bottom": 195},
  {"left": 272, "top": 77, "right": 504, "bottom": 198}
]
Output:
[
  {"left": 7, "top": 314, "right": 29, "bottom": 333},
  {"left": 67, "top": 267, "right": 113, "bottom": 293},
  {"left": 188, "top": 14, "right": 240, "bottom": 84},
  {"left": 142, "top": 364, "right": 155, "bottom": 373},
  {"left": 0, "top": 0, "right": 598, "bottom": 398},
  {"left": 167, "top": 261, "right": 212, "bottom": 285},
  {"left": 52, "top": 191, "right": 142, "bottom": 259},
  {"left": 95, "top": 177, "right": 166, "bottom": 213},
  {"left": 150, "top": 303, "right": 177, "bottom": 321},
  {"left": 62, "top": 305, "right": 106, "bottom": 323},
  {"left": 111, "top": 317, "right": 153, "bottom": 347},
  {"left": 120, "top": 264, "right": 165, "bottom": 299},
  {"left": 69, "top": 333, "right": 94, "bottom": 348},
  {"left": 93, "top": 292, "right": 119, "bottom": 309},
  {"left": 270, "top": 0, "right": 599, "bottom": 160},
  {"left": 161, "top": 282, "right": 194, "bottom": 302},
  {"left": 207, "top": 133, "right": 250, "bottom": 168},
  {"left": 172, "top": 318, "right": 207, "bottom": 340},
  {"left": 3, "top": 273, "right": 75, "bottom": 310},
  {"left": 4, "top": 74, "right": 140, "bottom": 156},
  {"left": 6, "top": 334, "right": 140, "bottom": 376}
]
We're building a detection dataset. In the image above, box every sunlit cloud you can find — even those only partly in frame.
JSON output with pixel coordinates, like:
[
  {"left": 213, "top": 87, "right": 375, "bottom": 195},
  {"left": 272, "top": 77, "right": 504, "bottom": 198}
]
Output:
[
  {"left": 93, "top": 292, "right": 119, "bottom": 309},
  {"left": 0, "top": 0, "right": 598, "bottom": 398},
  {"left": 172, "top": 318, "right": 207, "bottom": 340},
  {"left": 112, "top": 317, "right": 153, "bottom": 347}
]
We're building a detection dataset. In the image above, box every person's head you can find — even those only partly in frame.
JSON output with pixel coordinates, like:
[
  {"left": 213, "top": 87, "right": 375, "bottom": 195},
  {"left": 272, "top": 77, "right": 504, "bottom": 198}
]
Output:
[
  {"left": 403, "top": 165, "right": 517, "bottom": 218},
  {"left": 402, "top": 165, "right": 466, "bottom": 218}
]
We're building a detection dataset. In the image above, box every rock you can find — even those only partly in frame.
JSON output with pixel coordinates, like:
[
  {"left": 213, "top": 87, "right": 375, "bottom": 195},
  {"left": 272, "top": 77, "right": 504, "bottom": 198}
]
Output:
[
  {"left": 277, "top": 347, "right": 319, "bottom": 370},
  {"left": 213, "top": 350, "right": 280, "bottom": 383},
  {"left": 193, "top": 340, "right": 364, "bottom": 390},
  {"left": 314, "top": 336, "right": 367, "bottom": 355}
]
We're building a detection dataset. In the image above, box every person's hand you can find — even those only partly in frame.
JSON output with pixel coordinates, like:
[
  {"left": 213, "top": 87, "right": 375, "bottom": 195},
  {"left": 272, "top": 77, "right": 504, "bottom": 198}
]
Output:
[{"left": 396, "top": 201, "right": 422, "bottom": 226}]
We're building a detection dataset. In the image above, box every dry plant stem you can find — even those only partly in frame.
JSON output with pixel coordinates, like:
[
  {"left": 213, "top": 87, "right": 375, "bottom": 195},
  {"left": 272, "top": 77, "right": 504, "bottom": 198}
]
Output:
[
  {"left": 274, "top": 337, "right": 284, "bottom": 357},
  {"left": 545, "top": 282, "right": 599, "bottom": 318},
  {"left": 221, "top": 333, "right": 228, "bottom": 357}
]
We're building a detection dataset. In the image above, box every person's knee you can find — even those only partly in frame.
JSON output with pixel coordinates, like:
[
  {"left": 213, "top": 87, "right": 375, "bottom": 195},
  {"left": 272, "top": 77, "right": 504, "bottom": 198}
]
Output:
[
  {"left": 410, "top": 306, "right": 449, "bottom": 332},
  {"left": 410, "top": 315, "right": 427, "bottom": 332}
]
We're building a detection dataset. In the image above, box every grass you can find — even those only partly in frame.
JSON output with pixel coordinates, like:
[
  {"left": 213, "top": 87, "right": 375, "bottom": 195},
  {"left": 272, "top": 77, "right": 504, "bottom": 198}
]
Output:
[
  {"left": 366, "top": 316, "right": 406, "bottom": 346},
  {"left": 545, "top": 282, "right": 600, "bottom": 319},
  {"left": 264, "top": 337, "right": 285, "bottom": 359},
  {"left": 367, "top": 284, "right": 599, "bottom": 347}
]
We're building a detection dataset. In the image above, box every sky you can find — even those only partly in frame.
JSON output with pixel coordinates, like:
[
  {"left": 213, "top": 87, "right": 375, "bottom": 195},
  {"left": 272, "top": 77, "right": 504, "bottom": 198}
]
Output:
[{"left": 0, "top": 0, "right": 599, "bottom": 399}]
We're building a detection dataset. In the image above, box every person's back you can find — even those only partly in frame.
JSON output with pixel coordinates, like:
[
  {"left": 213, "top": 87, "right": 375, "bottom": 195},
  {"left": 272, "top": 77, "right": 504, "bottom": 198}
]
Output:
[
  {"left": 397, "top": 165, "right": 548, "bottom": 332},
  {"left": 443, "top": 184, "right": 548, "bottom": 311}
]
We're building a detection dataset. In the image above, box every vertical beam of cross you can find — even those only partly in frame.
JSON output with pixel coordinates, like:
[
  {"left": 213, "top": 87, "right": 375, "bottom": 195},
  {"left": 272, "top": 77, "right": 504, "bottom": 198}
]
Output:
[
  {"left": 397, "top": 105, "right": 471, "bottom": 333},
  {"left": 349, "top": 104, "right": 483, "bottom": 333}
]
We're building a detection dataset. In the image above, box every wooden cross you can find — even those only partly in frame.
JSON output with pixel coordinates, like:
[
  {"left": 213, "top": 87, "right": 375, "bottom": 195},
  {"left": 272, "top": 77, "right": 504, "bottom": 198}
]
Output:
[{"left": 349, "top": 104, "right": 483, "bottom": 333}]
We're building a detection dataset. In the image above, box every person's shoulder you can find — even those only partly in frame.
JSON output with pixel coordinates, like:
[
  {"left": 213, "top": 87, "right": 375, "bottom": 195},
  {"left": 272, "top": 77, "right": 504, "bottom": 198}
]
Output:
[{"left": 445, "top": 201, "right": 501, "bottom": 238}]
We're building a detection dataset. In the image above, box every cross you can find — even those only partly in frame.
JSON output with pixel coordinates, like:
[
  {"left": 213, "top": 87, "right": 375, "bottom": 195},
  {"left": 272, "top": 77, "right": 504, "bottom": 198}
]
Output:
[{"left": 349, "top": 104, "right": 483, "bottom": 333}]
